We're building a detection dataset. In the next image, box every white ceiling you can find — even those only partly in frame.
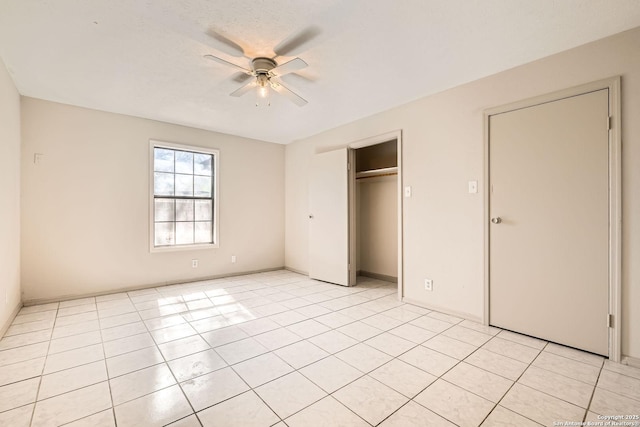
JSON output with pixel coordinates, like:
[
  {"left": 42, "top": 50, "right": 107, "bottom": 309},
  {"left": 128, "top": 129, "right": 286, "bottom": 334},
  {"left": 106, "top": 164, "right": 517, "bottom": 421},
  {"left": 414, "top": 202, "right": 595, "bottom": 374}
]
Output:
[{"left": 1, "top": 1, "right": 639, "bottom": 144}]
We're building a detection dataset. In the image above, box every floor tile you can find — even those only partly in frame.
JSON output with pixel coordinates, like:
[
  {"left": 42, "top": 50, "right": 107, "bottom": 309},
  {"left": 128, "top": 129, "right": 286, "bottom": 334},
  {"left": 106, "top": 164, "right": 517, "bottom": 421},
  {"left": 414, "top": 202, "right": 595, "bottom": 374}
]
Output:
[
  {"left": 237, "top": 318, "right": 280, "bottom": 336},
  {"left": 253, "top": 327, "right": 302, "bottom": 351},
  {"left": 4, "top": 319, "right": 54, "bottom": 337},
  {"left": 215, "top": 337, "right": 269, "bottom": 365},
  {"left": 308, "top": 330, "right": 358, "bottom": 354},
  {"left": 103, "top": 332, "right": 155, "bottom": 358},
  {"left": 387, "top": 323, "right": 436, "bottom": 344},
  {"left": 519, "top": 365, "right": 594, "bottom": 407},
  {"left": 100, "top": 321, "right": 147, "bottom": 342},
  {"left": 58, "top": 297, "right": 96, "bottom": 309},
  {"left": 496, "top": 329, "right": 547, "bottom": 350},
  {"left": 500, "top": 383, "right": 585, "bottom": 426},
  {"left": 370, "top": 359, "right": 437, "bottom": 398},
  {"left": 57, "top": 303, "right": 96, "bottom": 318},
  {"left": 0, "top": 357, "right": 45, "bottom": 387},
  {"left": 480, "top": 405, "right": 542, "bottom": 427},
  {"left": 315, "top": 312, "right": 355, "bottom": 329},
  {"left": 414, "top": 379, "right": 494, "bottom": 427},
  {"left": 0, "top": 377, "right": 39, "bottom": 412},
  {"left": 335, "top": 343, "right": 393, "bottom": 373},
  {"left": 398, "top": 345, "right": 458, "bottom": 376},
  {"left": 299, "top": 355, "right": 363, "bottom": 393},
  {"left": 409, "top": 316, "right": 453, "bottom": 334},
  {"left": 590, "top": 387, "right": 640, "bottom": 415},
  {"left": 464, "top": 348, "right": 528, "bottom": 381},
  {"left": 106, "top": 346, "right": 164, "bottom": 378},
  {"left": 181, "top": 367, "right": 249, "bottom": 411},
  {"left": 51, "top": 320, "right": 100, "bottom": 339},
  {"left": 150, "top": 323, "right": 197, "bottom": 345},
  {"left": 423, "top": 334, "right": 477, "bottom": 359},
  {"left": 603, "top": 359, "right": 640, "bottom": 380},
  {"left": 12, "top": 310, "right": 56, "bottom": 325},
  {"left": 0, "top": 329, "right": 52, "bottom": 351},
  {"left": 168, "top": 349, "right": 227, "bottom": 382},
  {"left": 233, "top": 352, "right": 293, "bottom": 387},
  {"left": 459, "top": 319, "right": 501, "bottom": 336},
  {"left": 189, "top": 315, "right": 229, "bottom": 333},
  {"left": 532, "top": 351, "right": 600, "bottom": 385},
  {"left": 274, "top": 340, "right": 329, "bottom": 369},
  {"left": 0, "top": 403, "right": 34, "bottom": 427},
  {"left": 442, "top": 362, "right": 513, "bottom": 403},
  {"left": 333, "top": 375, "right": 408, "bottom": 425},
  {"left": 482, "top": 337, "right": 540, "bottom": 364},
  {"left": 380, "top": 306, "right": 423, "bottom": 322},
  {"left": 597, "top": 368, "right": 640, "bottom": 401},
  {"left": 285, "top": 319, "right": 331, "bottom": 339},
  {"left": 200, "top": 325, "right": 249, "bottom": 348},
  {"left": 62, "top": 409, "right": 115, "bottom": 427},
  {"left": 254, "top": 371, "right": 326, "bottom": 419},
  {"left": 379, "top": 400, "right": 456, "bottom": 427},
  {"left": 0, "top": 341, "right": 49, "bottom": 367},
  {"left": 365, "top": 332, "right": 416, "bottom": 357},
  {"left": 360, "top": 314, "right": 403, "bottom": 331},
  {"left": 110, "top": 363, "right": 176, "bottom": 405},
  {"left": 48, "top": 330, "right": 102, "bottom": 354},
  {"left": 197, "top": 391, "right": 279, "bottom": 427},
  {"left": 158, "top": 335, "right": 210, "bottom": 361},
  {"left": 166, "top": 414, "right": 201, "bottom": 427},
  {"left": 114, "top": 384, "right": 192, "bottom": 427},
  {"left": 31, "top": 381, "right": 112, "bottom": 427},
  {"left": 268, "top": 310, "right": 308, "bottom": 326},
  {"left": 544, "top": 343, "right": 604, "bottom": 367},
  {"left": 19, "top": 303, "right": 59, "bottom": 315},
  {"left": 38, "top": 360, "right": 108, "bottom": 400},
  {"left": 285, "top": 396, "right": 368, "bottom": 427},
  {"left": 98, "top": 312, "right": 141, "bottom": 329}
]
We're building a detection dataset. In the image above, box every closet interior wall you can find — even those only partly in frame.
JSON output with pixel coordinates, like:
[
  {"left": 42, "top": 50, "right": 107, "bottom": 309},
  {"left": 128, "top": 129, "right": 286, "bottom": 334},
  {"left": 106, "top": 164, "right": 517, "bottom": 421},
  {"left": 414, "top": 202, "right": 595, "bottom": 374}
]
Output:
[{"left": 355, "top": 140, "right": 398, "bottom": 282}]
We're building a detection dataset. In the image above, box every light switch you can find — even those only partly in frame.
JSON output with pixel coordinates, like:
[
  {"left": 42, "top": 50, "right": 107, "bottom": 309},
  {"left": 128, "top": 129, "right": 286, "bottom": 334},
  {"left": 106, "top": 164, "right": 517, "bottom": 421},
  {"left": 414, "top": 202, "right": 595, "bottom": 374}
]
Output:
[
  {"left": 468, "top": 180, "right": 478, "bottom": 194},
  {"left": 404, "top": 186, "right": 412, "bottom": 198}
]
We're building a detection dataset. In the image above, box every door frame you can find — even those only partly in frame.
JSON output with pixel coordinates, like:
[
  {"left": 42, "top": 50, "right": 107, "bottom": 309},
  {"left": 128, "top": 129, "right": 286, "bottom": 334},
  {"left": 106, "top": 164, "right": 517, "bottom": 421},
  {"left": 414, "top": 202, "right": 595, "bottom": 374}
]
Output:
[
  {"left": 482, "top": 77, "right": 622, "bottom": 361},
  {"left": 348, "top": 130, "right": 404, "bottom": 300}
]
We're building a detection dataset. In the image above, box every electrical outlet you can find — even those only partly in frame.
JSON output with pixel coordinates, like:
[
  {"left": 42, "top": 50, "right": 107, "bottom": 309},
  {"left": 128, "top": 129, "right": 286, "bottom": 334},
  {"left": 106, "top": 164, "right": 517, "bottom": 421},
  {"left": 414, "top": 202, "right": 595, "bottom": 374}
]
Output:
[
  {"left": 424, "top": 278, "right": 433, "bottom": 291},
  {"left": 192, "top": 259, "right": 198, "bottom": 268},
  {"left": 231, "top": 255, "right": 237, "bottom": 263}
]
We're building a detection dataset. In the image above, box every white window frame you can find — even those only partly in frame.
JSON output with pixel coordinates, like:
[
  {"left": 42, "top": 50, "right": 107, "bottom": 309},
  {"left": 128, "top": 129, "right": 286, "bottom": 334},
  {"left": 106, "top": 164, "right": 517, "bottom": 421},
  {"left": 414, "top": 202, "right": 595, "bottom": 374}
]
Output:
[{"left": 149, "top": 139, "right": 220, "bottom": 252}]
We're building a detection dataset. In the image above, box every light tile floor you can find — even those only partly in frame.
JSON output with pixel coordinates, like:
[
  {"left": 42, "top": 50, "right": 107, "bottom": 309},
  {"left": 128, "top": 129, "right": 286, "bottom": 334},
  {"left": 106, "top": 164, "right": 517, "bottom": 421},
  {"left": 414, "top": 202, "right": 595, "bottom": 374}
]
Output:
[{"left": 0, "top": 270, "right": 638, "bottom": 426}]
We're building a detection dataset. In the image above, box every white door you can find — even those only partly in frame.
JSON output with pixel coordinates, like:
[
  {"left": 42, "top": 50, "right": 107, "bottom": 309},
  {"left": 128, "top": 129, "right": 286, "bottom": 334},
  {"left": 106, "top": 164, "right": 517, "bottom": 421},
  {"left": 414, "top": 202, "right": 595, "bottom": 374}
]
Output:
[
  {"left": 309, "top": 148, "right": 350, "bottom": 286},
  {"left": 489, "top": 89, "right": 609, "bottom": 355}
]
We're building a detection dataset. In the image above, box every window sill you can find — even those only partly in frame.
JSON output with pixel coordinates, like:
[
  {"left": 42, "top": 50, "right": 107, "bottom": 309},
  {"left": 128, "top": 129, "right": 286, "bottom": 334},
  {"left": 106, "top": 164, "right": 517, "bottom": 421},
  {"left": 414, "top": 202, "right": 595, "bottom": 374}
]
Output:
[{"left": 150, "top": 243, "right": 219, "bottom": 253}]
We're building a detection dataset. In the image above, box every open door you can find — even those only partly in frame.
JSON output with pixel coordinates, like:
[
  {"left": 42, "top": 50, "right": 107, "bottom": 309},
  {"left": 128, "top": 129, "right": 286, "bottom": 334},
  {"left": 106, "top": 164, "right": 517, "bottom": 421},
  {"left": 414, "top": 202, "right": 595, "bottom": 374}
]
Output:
[{"left": 309, "top": 148, "right": 350, "bottom": 286}]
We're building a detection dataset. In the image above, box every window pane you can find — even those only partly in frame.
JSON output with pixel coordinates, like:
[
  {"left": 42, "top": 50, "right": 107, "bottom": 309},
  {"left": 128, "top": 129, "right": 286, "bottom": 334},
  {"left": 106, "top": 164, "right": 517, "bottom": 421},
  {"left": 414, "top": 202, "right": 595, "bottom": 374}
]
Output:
[
  {"left": 176, "top": 199, "right": 194, "bottom": 221},
  {"left": 154, "top": 199, "right": 175, "bottom": 221},
  {"left": 175, "top": 151, "right": 193, "bottom": 174},
  {"left": 155, "top": 222, "right": 175, "bottom": 246},
  {"left": 194, "top": 200, "right": 212, "bottom": 221},
  {"left": 176, "top": 222, "right": 194, "bottom": 245},
  {"left": 194, "top": 176, "right": 212, "bottom": 197},
  {"left": 195, "top": 222, "right": 212, "bottom": 243},
  {"left": 194, "top": 154, "right": 212, "bottom": 176},
  {"left": 154, "top": 172, "right": 174, "bottom": 196},
  {"left": 175, "top": 174, "right": 193, "bottom": 197},
  {"left": 154, "top": 148, "right": 174, "bottom": 172}
]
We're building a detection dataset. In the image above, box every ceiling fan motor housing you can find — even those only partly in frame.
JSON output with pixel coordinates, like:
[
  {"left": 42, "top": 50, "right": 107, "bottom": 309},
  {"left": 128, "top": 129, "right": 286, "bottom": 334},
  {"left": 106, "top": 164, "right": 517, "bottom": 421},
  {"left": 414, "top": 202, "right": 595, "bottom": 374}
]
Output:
[{"left": 252, "top": 57, "right": 277, "bottom": 74}]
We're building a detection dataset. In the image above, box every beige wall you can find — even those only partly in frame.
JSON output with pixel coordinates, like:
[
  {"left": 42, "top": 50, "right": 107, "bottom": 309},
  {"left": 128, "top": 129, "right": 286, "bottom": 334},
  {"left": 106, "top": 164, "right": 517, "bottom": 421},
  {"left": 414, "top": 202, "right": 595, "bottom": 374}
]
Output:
[
  {"left": 285, "top": 27, "right": 640, "bottom": 359},
  {"left": 357, "top": 176, "right": 398, "bottom": 278},
  {"left": 0, "top": 58, "right": 22, "bottom": 332},
  {"left": 21, "top": 98, "right": 284, "bottom": 302}
]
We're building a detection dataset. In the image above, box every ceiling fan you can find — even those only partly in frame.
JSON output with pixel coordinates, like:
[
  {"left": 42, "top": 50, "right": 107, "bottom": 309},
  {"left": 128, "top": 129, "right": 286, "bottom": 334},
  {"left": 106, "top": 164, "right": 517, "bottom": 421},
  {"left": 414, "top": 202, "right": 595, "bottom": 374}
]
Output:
[
  {"left": 202, "top": 27, "right": 320, "bottom": 107},
  {"left": 204, "top": 54, "right": 308, "bottom": 106}
]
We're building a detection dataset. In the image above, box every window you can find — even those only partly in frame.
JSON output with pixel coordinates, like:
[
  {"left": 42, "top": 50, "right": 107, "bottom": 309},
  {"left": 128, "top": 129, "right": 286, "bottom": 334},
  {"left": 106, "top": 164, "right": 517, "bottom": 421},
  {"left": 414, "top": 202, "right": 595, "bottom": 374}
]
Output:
[{"left": 150, "top": 141, "right": 218, "bottom": 250}]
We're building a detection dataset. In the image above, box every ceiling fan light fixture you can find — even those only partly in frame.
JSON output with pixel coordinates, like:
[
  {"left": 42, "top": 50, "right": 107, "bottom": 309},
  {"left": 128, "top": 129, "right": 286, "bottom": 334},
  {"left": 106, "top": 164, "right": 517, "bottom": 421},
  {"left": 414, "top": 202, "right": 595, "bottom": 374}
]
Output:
[{"left": 255, "top": 74, "right": 271, "bottom": 107}]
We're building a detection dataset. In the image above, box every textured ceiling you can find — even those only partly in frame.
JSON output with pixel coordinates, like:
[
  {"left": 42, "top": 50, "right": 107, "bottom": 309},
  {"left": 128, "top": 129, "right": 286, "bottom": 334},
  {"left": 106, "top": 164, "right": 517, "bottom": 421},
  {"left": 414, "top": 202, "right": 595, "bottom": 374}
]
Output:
[{"left": 1, "top": 0, "right": 639, "bottom": 144}]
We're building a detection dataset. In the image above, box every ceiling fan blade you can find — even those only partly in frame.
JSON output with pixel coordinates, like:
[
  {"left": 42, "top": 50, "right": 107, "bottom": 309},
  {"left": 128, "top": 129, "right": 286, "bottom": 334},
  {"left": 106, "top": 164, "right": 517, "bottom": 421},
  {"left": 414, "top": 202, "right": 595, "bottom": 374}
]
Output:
[
  {"left": 271, "top": 58, "right": 308, "bottom": 77},
  {"left": 232, "top": 72, "right": 253, "bottom": 83},
  {"left": 204, "top": 55, "right": 252, "bottom": 74},
  {"left": 230, "top": 80, "right": 257, "bottom": 97},
  {"left": 206, "top": 29, "right": 245, "bottom": 57},
  {"left": 270, "top": 80, "right": 308, "bottom": 106},
  {"left": 273, "top": 26, "right": 322, "bottom": 57}
]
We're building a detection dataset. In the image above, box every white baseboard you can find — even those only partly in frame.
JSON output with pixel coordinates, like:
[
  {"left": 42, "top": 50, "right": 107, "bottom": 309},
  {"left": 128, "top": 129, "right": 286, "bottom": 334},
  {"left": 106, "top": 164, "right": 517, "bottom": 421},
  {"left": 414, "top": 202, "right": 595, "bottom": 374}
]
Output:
[
  {"left": 284, "top": 266, "right": 308, "bottom": 276},
  {"left": 401, "top": 297, "right": 482, "bottom": 323},
  {"left": 23, "top": 266, "right": 286, "bottom": 306},
  {"left": 622, "top": 355, "right": 640, "bottom": 369},
  {"left": 358, "top": 270, "right": 398, "bottom": 283}
]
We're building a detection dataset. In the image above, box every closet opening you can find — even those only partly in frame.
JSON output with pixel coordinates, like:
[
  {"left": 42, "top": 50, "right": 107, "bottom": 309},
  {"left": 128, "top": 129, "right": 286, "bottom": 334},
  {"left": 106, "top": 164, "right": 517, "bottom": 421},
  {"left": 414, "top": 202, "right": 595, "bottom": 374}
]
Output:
[{"left": 348, "top": 132, "right": 403, "bottom": 299}]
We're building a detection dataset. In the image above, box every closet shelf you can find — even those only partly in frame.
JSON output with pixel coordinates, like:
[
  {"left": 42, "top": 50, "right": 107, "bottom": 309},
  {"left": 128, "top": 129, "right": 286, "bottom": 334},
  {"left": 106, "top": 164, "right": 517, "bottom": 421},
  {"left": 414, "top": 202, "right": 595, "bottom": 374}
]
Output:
[{"left": 355, "top": 166, "right": 398, "bottom": 180}]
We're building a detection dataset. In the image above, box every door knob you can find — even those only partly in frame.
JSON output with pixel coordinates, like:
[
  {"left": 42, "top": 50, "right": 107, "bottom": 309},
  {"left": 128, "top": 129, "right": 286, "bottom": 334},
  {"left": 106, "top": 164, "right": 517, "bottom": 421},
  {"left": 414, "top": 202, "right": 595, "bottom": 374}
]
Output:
[
  {"left": 308, "top": 214, "right": 314, "bottom": 219},
  {"left": 491, "top": 217, "right": 502, "bottom": 224}
]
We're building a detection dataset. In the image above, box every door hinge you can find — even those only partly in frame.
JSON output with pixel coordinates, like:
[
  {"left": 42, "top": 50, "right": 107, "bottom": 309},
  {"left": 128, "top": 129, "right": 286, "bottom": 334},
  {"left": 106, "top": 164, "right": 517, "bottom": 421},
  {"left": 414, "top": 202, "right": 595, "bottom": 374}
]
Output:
[
  {"left": 607, "top": 116, "right": 612, "bottom": 131},
  {"left": 348, "top": 264, "right": 351, "bottom": 271},
  {"left": 608, "top": 313, "right": 614, "bottom": 328},
  {"left": 347, "top": 162, "right": 351, "bottom": 171}
]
